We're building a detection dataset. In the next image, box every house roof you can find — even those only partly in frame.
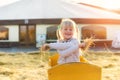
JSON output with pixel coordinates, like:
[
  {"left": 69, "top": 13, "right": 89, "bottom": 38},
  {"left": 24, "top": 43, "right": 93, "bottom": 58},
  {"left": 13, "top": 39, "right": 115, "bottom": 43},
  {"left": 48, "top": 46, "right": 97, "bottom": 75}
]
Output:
[{"left": 0, "top": 0, "right": 120, "bottom": 20}]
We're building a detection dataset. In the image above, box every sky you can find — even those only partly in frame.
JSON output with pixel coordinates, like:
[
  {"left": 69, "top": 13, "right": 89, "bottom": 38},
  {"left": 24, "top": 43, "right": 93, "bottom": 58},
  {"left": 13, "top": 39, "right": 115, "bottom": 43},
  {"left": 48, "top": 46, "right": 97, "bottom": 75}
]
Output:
[{"left": 0, "top": 0, "right": 120, "bottom": 9}]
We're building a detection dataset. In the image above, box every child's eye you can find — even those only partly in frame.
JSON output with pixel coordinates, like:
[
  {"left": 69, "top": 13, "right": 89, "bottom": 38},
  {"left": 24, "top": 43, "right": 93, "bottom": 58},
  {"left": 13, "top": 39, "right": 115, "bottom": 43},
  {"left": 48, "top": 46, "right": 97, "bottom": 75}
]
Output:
[
  {"left": 64, "top": 28, "right": 67, "bottom": 30},
  {"left": 69, "top": 29, "right": 73, "bottom": 31}
]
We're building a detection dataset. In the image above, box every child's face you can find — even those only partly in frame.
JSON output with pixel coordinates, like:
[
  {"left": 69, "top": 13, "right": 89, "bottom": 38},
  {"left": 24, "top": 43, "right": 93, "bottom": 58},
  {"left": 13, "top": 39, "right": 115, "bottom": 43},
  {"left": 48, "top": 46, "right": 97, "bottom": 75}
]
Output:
[{"left": 61, "top": 26, "right": 74, "bottom": 40}]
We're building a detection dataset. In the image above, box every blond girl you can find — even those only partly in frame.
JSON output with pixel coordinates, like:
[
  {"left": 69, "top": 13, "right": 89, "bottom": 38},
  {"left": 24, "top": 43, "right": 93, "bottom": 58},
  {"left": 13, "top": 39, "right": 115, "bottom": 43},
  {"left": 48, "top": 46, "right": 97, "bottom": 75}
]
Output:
[{"left": 41, "top": 19, "right": 85, "bottom": 64}]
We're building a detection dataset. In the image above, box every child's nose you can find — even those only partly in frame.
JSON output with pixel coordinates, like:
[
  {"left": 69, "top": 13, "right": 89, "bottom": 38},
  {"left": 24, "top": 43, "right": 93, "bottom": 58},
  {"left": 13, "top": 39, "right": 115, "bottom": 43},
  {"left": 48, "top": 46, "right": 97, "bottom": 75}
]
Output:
[{"left": 66, "top": 30, "right": 70, "bottom": 32}]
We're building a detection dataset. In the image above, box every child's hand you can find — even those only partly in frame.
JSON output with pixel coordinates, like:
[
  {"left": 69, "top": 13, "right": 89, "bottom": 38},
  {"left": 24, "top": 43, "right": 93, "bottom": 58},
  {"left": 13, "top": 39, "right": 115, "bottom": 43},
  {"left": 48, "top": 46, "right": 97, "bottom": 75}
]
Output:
[
  {"left": 79, "top": 43, "right": 86, "bottom": 48},
  {"left": 83, "top": 38, "right": 94, "bottom": 51},
  {"left": 41, "top": 44, "right": 50, "bottom": 51}
]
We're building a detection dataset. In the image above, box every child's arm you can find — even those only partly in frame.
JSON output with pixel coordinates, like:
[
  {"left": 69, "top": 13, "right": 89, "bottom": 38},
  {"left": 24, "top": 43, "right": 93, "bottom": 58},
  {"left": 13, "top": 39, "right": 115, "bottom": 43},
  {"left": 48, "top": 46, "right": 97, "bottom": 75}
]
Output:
[
  {"left": 41, "top": 42, "right": 72, "bottom": 51},
  {"left": 59, "top": 44, "right": 79, "bottom": 57},
  {"left": 58, "top": 40, "right": 79, "bottom": 57},
  {"left": 48, "top": 42, "right": 72, "bottom": 50}
]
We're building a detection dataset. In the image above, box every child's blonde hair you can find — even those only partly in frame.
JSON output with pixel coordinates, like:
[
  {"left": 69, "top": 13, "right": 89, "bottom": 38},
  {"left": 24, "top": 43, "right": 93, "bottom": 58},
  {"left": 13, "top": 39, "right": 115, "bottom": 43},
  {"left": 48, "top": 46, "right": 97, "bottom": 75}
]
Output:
[{"left": 57, "top": 19, "right": 80, "bottom": 43}]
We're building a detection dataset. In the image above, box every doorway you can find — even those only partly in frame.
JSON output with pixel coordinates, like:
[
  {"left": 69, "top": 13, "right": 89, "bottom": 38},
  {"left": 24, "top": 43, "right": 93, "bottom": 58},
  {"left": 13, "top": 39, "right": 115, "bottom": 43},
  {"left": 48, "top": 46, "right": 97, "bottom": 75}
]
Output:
[{"left": 19, "top": 25, "right": 36, "bottom": 46}]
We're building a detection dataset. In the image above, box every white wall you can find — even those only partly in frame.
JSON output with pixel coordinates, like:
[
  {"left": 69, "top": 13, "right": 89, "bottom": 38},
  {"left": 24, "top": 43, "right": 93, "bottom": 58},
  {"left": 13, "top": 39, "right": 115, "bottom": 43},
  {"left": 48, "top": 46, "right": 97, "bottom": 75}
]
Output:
[
  {"left": 0, "top": 25, "right": 19, "bottom": 42},
  {"left": 9, "top": 25, "right": 19, "bottom": 42},
  {"left": 105, "top": 25, "right": 120, "bottom": 40},
  {"left": 36, "top": 24, "right": 50, "bottom": 42},
  {"left": 36, "top": 24, "right": 54, "bottom": 47}
]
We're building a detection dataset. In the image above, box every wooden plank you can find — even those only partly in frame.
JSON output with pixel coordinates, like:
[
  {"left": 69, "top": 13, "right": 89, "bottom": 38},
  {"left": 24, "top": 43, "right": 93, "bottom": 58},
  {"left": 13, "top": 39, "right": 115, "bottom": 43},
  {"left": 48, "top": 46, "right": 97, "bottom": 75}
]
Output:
[{"left": 48, "top": 62, "right": 102, "bottom": 80}]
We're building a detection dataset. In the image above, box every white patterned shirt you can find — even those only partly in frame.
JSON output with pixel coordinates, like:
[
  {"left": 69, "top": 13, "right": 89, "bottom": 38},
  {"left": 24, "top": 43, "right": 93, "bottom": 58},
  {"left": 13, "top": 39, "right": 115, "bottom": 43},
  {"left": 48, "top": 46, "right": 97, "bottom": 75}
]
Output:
[{"left": 49, "top": 38, "right": 80, "bottom": 64}]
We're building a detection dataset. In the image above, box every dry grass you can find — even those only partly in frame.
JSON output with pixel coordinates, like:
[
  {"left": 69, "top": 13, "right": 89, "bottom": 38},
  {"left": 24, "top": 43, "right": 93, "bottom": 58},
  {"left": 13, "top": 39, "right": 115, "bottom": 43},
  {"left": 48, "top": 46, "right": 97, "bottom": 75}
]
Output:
[
  {"left": 84, "top": 51, "right": 120, "bottom": 80},
  {"left": 0, "top": 52, "right": 49, "bottom": 80},
  {"left": 0, "top": 51, "right": 119, "bottom": 80}
]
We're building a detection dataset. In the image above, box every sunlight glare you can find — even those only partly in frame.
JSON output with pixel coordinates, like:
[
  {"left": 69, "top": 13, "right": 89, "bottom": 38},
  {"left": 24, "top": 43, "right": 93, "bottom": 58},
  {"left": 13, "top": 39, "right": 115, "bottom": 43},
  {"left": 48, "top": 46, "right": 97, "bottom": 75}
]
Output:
[
  {"left": 70, "top": 0, "right": 120, "bottom": 9},
  {"left": 101, "top": 0, "right": 120, "bottom": 9}
]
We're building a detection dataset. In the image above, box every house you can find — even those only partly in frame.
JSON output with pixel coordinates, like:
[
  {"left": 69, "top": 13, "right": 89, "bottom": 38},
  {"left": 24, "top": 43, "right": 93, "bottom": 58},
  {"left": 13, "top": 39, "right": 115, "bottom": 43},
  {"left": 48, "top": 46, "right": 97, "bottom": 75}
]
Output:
[{"left": 0, "top": 0, "right": 120, "bottom": 48}]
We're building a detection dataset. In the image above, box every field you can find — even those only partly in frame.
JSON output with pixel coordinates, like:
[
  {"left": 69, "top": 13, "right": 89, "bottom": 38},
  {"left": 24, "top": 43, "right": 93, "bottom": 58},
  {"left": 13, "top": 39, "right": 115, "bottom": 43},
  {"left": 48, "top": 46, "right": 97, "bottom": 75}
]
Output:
[{"left": 0, "top": 51, "right": 120, "bottom": 80}]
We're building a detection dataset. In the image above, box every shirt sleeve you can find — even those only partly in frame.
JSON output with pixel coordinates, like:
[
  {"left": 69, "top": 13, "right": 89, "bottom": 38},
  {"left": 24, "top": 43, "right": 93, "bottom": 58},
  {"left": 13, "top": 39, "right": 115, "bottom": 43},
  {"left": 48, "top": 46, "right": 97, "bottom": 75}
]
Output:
[
  {"left": 49, "top": 42, "right": 72, "bottom": 50},
  {"left": 58, "top": 39, "right": 79, "bottom": 57}
]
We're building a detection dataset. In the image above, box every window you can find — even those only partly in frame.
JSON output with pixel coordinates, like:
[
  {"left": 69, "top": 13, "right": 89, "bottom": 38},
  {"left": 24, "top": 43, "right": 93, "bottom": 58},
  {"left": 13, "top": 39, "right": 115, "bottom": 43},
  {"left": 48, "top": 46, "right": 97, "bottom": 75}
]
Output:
[
  {"left": 46, "top": 26, "right": 58, "bottom": 42},
  {"left": 0, "top": 26, "right": 9, "bottom": 40},
  {"left": 81, "top": 25, "right": 106, "bottom": 39}
]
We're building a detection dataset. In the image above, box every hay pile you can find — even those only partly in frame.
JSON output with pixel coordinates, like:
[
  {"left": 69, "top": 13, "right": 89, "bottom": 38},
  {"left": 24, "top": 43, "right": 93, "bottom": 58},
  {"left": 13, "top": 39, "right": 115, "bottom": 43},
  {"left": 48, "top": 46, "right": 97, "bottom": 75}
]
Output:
[{"left": 0, "top": 51, "right": 119, "bottom": 80}]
